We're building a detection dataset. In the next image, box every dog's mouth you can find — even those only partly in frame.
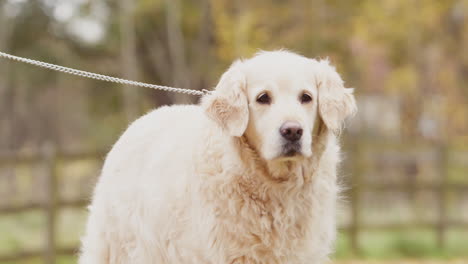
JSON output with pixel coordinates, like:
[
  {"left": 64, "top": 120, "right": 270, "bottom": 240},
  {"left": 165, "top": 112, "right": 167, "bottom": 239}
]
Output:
[{"left": 281, "top": 142, "right": 301, "bottom": 157}]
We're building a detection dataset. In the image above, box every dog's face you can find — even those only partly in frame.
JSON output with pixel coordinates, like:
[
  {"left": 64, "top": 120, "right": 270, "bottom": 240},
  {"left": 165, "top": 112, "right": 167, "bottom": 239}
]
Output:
[
  {"left": 203, "top": 51, "right": 356, "bottom": 161},
  {"left": 243, "top": 58, "right": 318, "bottom": 160}
]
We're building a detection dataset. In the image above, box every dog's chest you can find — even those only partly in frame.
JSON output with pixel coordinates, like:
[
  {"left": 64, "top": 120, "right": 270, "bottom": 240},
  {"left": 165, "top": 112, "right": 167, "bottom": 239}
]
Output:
[{"left": 209, "top": 181, "right": 315, "bottom": 263}]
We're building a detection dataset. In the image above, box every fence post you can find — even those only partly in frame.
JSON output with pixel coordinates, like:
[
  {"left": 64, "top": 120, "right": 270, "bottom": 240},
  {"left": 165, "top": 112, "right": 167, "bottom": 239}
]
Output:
[
  {"left": 436, "top": 142, "right": 448, "bottom": 249},
  {"left": 42, "top": 143, "right": 57, "bottom": 264}
]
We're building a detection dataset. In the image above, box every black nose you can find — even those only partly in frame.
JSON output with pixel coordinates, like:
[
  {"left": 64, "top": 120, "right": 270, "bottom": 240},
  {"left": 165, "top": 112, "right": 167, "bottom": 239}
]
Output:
[{"left": 279, "top": 121, "right": 303, "bottom": 142}]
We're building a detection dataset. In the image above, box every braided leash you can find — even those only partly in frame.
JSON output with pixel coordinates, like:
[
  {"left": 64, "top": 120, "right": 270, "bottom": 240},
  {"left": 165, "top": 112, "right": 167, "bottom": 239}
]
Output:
[{"left": 0, "top": 51, "right": 208, "bottom": 96}]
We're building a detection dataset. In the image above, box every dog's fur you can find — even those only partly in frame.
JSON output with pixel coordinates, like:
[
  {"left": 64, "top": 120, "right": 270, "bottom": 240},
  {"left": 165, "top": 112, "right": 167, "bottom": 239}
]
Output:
[{"left": 79, "top": 50, "right": 357, "bottom": 264}]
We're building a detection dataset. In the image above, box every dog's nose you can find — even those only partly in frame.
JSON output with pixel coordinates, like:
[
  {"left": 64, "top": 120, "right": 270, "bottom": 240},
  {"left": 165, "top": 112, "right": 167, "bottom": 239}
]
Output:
[{"left": 279, "top": 121, "right": 303, "bottom": 142}]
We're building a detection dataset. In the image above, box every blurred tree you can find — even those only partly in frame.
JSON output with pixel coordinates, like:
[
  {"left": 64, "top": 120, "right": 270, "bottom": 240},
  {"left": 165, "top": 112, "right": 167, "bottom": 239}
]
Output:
[
  {"left": 120, "top": 0, "right": 140, "bottom": 121},
  {"left": 0, "top": 1, "right": 13, "bottom": 151},
  {"left": 0, "top": 0, "right": 467, "bottom": 152}
]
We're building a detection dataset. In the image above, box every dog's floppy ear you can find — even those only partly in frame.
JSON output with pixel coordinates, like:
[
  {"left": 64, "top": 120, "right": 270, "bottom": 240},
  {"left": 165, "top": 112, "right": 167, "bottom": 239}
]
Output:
[
  {"left": 202, "top": 61, "right": 248, "bottom": 137},
  {"left": 315, "top": 59, "right": 357, "bottom": 134}
]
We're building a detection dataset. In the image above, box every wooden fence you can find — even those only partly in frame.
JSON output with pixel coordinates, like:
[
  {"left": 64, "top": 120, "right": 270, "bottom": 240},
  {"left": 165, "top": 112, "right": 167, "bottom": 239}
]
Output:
[
  {"left": 0, "top": 146, "right": 105, "bottom": 263},
  {"left": 0, "top": 140, "right": 467, "bottom": 263},
  {"left": 344, "top": 140, "right": 468, "bottom": 254}
]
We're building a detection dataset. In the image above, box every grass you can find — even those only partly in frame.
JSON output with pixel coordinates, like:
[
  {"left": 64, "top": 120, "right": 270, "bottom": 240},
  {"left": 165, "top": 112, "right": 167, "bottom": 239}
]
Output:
[
  {"left": 333, "top": 229, "right": 468, "bottom": 260},
  {"left": 0, "top": 151, "right": 467, "bottom": 263},
  {"left": 0, "top": 210, "right": 44, "bottom": 255},
  {"left": 0, "top": 209, "right": 87, "bottom": 264},
  {"left": 1, "top": 211, "right": 468, "bottom": 264}
]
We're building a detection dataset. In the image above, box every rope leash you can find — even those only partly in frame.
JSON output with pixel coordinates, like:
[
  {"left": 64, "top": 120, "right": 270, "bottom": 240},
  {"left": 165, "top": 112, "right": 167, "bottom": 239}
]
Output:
[{"left": 0, "top": 51, "right": 208, "bottom": 96}]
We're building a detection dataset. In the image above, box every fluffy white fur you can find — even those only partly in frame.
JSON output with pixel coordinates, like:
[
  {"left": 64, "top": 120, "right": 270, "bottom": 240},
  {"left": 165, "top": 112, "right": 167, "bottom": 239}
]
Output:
[{"left": 79, "top": 50, "right": 357, "bottom": 264}]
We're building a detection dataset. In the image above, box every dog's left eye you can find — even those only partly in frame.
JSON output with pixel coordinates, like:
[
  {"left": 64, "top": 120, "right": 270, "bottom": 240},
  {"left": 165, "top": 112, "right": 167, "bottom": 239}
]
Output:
[
  {"left": 300, "top": 93, "right": 313, "bottom": 104},
  {"left": 256, "top": 93, "right": 271, "bottom": 104}
]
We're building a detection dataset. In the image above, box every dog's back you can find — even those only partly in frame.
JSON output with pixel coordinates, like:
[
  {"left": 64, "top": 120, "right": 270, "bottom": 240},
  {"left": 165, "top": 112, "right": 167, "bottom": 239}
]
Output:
[{"left": 79, "top": 105, "right": 221, "bottom": 264}]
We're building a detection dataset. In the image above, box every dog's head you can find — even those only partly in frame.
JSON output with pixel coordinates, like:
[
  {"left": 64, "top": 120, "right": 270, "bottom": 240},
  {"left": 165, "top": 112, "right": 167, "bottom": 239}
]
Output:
[{"left": 203, "top": 51, "right": 356, "bottom": 161}]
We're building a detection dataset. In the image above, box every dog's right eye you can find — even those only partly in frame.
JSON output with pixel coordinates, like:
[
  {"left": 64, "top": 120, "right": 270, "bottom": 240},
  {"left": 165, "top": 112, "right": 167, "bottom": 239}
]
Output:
[{"left": 256, "top": 93, "right": 271, "bottom": 104}]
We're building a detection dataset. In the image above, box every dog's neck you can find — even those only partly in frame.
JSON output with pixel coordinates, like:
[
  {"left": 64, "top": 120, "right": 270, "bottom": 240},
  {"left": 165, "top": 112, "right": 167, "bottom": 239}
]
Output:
[
  {"left": 225, "top": 128, "right": 331, "bottom": 221},
  {"left": 236, "top": 135, "right": 294, "bottom": 183},
  {"left": 235, "top": 138, "right": 322, "bottom": 190}
]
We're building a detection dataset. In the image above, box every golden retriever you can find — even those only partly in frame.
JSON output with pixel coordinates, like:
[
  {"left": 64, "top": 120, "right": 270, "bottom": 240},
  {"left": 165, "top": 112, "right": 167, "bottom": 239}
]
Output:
[{"left": 79, "top": 50, "right": 357, "bottom": 264}]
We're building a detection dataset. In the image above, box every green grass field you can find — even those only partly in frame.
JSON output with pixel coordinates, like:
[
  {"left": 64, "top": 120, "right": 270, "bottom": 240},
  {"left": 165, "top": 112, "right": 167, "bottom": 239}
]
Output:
[
  {"left": 335, "top": 229, "right": 468, "bottom": 260},
  {"left": 1, "top": 209, "right": 467, "bottom": 263}
]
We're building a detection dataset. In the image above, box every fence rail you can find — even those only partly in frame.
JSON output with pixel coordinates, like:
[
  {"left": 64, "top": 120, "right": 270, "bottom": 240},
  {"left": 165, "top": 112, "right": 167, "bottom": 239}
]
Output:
[
  {"left": 0, "top": 140, "right": 466, "bottom": 263},
  {"left": 0, "top": 199, "right": 87, "bottom": 214},
  {"left": 0, "top": 148, "right": 105, "bottom": 264},
  {"left": 0, "top": 247, "right": 78, "bottom": 263}
]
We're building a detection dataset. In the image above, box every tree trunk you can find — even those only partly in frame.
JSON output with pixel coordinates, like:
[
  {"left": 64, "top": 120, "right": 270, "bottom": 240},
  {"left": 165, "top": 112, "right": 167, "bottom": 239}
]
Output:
[
  {"left": 192, "top": 0, "right": 212, "bottom": 91},
  {"left": 0, "top": 3, "right": 17, "bottom": 211},
  {"left": 120, "top": 0, "right": 140, "bottom": 122},
  {"left": 165, "top": 0, "right": 191, "bottom": 103},
  {"left": 0, "top": 3, "right": 12, "bottom": 148}
]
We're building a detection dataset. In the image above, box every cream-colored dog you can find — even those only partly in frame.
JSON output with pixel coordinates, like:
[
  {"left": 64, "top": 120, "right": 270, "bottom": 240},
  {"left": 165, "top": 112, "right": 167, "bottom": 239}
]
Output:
[{"left": 79, "top": 50, "right": 357, "bottom": 264}]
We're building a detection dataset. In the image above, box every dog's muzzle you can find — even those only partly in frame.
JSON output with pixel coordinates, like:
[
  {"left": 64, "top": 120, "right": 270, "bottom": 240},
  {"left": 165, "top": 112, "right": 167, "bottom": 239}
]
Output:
[
  {"left": 282, "top": 141, "right": 301, "bottom": 157},
  {"left": 279, "top": 121, "right": 303, "bottom": 157}
]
